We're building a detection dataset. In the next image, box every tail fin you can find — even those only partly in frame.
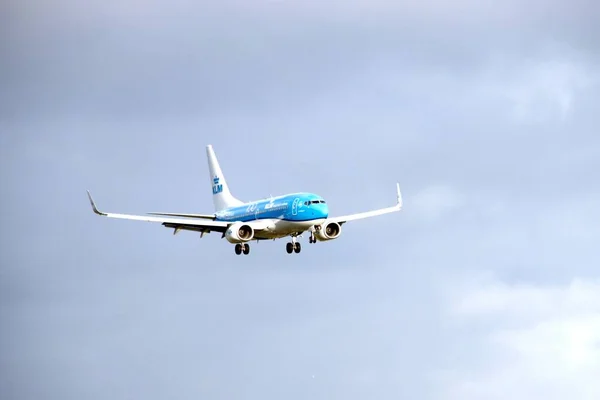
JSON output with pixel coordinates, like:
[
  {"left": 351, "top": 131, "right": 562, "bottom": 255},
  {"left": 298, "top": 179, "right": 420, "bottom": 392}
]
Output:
[{"left": 206, "top": 145, "right": 244, "bottom": 212}]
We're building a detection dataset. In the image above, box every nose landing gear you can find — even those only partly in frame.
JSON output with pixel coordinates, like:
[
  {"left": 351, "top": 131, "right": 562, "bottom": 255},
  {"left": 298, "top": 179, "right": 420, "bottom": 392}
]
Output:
[{"left": 309, "top": 226, "right": 319, "bottom": 244}]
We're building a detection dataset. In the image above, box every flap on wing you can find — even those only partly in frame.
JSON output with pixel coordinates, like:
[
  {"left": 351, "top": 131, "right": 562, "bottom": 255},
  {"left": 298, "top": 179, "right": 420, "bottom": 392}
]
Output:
[
  {"left": 163, "top": 222, "right": 226, "bottom": 233},
  {"left": 147, "top": 212, "right": 216, "bottom": 220}
]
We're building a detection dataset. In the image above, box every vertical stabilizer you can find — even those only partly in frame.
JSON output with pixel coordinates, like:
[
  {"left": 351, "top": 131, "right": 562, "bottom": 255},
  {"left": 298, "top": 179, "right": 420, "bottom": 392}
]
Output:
[{"left": 206, "top": 145, "right": 244, "bottom": 211}]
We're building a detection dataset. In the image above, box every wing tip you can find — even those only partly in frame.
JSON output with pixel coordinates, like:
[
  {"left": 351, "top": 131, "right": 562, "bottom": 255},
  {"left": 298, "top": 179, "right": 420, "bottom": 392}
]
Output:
[
  {"left": 86, "top": 190, "right": 106, "bottom": 216},
  {"left": 395, "top": 183, "right": 403, "bottom": 209}
]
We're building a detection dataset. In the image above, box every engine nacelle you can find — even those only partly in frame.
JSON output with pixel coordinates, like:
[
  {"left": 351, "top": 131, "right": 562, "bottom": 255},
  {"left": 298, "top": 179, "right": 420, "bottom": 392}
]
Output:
[
  {"left": 314, "top": 221, "right": 342, "bottom": 241},
  {"left": 225, "top": 223, "right": 254, "bottom": 243}
]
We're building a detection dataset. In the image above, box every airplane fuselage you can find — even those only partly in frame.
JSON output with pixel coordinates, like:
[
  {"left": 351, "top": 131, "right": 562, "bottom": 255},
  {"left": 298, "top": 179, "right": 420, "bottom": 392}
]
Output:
[{"left": 215, "top": 192, "right": 329, "bottom": 239}]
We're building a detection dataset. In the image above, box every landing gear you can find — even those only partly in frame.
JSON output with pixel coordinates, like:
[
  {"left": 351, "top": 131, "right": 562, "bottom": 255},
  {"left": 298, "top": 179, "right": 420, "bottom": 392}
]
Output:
[
  {"left": 309, "top": 228, "right": 318, "bottom": 244},
  {"left": 286, "top": 236, "right": 302, "bottom": 254},
  {"left": 235, "top": 243, "right": 250, "bottom": 255}
]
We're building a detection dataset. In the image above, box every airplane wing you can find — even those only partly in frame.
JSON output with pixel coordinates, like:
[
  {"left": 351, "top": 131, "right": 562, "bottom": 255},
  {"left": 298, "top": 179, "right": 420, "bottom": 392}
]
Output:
[
  {"left": 327, "top": 183, "right": 402, "bottom": 225},
  {"left": 86, "top": 191, "right": 229, "bottom": 235}
]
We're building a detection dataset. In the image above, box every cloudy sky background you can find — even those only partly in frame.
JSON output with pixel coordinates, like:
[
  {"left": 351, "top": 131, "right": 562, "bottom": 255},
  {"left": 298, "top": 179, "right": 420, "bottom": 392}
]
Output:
[{"left": 2, "top": 1, "right": 600, "bottom": 399}]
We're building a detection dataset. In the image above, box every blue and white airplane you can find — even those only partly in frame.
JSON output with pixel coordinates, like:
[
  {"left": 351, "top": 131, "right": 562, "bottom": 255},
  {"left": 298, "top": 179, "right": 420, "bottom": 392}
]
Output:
[{"left": 87, "top": 145, "right": 402, "bottom": 255}]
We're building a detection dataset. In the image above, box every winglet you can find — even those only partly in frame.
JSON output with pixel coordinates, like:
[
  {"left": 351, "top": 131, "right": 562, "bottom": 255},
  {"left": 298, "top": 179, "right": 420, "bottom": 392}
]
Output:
[
  {"left": 87, "top": 190, "right": 106, "bottom": 216},
  {"left": 396, "top": 183, "right": 403, "bottom": 209}
]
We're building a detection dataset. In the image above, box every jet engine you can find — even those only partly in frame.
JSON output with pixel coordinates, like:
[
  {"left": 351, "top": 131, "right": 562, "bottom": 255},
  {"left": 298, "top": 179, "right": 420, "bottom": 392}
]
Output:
[
  {"left": 314, "top": 221, "right": 341, "bottom": 241},
  {"left": 225, "top": 223, "right": 254, "bottom": 243}
]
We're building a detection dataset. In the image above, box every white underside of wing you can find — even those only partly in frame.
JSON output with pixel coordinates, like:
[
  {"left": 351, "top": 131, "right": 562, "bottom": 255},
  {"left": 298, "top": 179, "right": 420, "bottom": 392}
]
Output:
[
  {"left": 146, "top": 212, "right": 216, "bottom": 219},
  {"left": 99, "top": 211, "right": 229, "bottom": 228},
  {"left": 328, "top": 204, "right": 402, "bottom": 224},
  {"left": 86, "top": 191, "right": 229, "bottom": 231},
  {"left": 327, "top": 183, "right": 403, "bottom": 224}
]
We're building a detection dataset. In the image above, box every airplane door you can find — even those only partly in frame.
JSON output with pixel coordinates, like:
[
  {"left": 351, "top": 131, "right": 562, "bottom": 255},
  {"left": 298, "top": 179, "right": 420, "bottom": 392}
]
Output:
[{"left": 292, "top": 198, "right": 299, "bottom": 216}]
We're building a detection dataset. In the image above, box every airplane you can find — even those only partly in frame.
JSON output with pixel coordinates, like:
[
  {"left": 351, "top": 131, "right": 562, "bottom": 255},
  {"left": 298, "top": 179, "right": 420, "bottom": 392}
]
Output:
[{"left": 87, "top": 144, "right": 402, "bottom": 255}]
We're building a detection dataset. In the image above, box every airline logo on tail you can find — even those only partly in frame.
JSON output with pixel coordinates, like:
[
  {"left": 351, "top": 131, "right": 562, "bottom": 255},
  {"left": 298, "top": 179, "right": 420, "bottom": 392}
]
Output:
[{"left": 212, "top": 176, "right": 223, "bottom": 195}]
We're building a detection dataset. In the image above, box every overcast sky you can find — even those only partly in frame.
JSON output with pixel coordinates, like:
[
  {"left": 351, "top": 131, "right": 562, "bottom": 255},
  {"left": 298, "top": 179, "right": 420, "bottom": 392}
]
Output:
[{"left": 2, "top": 1, "right": 600, "bottom": 399}]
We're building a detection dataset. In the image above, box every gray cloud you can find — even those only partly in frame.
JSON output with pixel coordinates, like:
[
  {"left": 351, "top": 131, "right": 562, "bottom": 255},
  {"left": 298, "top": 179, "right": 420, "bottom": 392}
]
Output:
[{"left": 3, "top": 0, "right": 598, "bottom": 118}]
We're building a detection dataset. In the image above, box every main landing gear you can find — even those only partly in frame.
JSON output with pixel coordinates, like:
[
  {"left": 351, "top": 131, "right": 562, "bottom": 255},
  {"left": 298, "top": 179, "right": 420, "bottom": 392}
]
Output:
[
  {"left": 234, "top": 243, "right": 250, "bottom": 255},
  {"left": 286, "top": 236, "right": 301, "bottom": 254},
  {"left": 286, "top": 242, "right": 301, "bottom": 254}
]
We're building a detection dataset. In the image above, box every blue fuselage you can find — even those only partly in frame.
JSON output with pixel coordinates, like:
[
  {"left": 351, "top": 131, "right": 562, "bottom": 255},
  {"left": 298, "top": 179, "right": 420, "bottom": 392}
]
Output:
[{"left": 215, "top": 193, "right": 329, "bottom": 223}]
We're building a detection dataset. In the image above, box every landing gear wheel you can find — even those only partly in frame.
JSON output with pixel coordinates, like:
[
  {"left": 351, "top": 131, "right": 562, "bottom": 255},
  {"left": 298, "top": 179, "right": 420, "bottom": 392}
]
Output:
[
  {"left": 243, "top": 243, "right": 250, "bottom": 255},
  {"left": 294, "top": 242, "right": 301, "bottom": 253},
  {"left": 235, "top": 244, "right": 242, "bottom": 255},
  {"left": 286, "top": 242, "right": 294, "bottom": 254}
]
